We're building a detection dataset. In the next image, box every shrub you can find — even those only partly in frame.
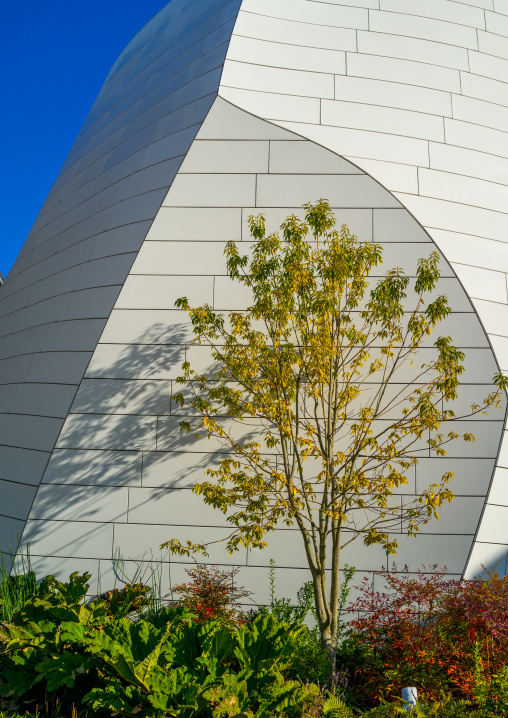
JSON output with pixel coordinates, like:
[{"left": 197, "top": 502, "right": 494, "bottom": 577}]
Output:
[
  {"left": 173, "top": 563, "right": 252, "bottom": 626},
  {"left": 347, "top": 565, "right": 508, "bottom": 709}
]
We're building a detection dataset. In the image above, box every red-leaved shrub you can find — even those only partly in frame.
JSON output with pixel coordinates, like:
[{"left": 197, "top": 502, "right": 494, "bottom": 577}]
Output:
[
  {"left": 173, "top": 564, "right": 251, "bottom": 626},
  {"left": 346, "top": 565, "right": 508, "bottom": 705}
]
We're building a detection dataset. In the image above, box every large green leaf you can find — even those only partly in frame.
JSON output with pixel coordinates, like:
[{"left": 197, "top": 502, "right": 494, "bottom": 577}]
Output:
[
  {"left": 0, "top": 668, "right": 35, "bottom": 697},
  {"left": 102, "top": 653, "right": 151, "bottom": 693},
  {"left": 196, "top": 622, "right": 235, "bottom": 678},
  {"left": 84, "top": 680, "right": 142, "bottom": 716},
  {"left": 235, "top": 614, "right": 296, "bottom": 673},
  {"left": 204, "top": 673, "right": 251, "bottom": 717},
  {"left": 172, "top": 621, "right": 199, "bottom": 673},
  {"left": 34, "top": 650, "right": 90, "bottom": 691}
]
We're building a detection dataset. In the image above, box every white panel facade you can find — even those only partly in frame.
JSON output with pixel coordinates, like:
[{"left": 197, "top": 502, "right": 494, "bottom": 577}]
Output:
[
  {"left": 1, "top": 0, "right": 508, "bottom": 594},
  {"left": 218, "top": 0, "right": 508, "bottom": 579}
]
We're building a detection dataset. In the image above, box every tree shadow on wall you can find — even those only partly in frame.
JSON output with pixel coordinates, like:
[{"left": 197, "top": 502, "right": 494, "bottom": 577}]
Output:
[{"left": 22, "top": 320, "right": 258, "bottom": 586}]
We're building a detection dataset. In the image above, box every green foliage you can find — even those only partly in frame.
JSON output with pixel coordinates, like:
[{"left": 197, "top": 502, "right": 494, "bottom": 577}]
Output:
[
  {"left": 471, "top": 642, "right": 508, "bottom": 715},
  {"left": 322, "top": 694, "right": 354, "bottom": 718},
  {"left": 99, "top": 582, "right": 151, "bottom": 618},
  {"left": 361, "top": 697, "right": 493, "bottom": 717},
  {"left": 0, "top": 570, "right": 318, "bottom": 718},
  {"left": 0, "top": 564, "right": 505, "bottom": 718},
  {"left": 0, "top": 545, "right": 38, "bottom": 623},
  {"left": 0, "top": 571, "right": 108, "bottom": 712}
]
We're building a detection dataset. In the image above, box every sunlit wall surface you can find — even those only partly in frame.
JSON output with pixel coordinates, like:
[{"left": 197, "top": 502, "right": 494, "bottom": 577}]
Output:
[{"left": 1, "top": 0, "right": 508, "bottom": 599}]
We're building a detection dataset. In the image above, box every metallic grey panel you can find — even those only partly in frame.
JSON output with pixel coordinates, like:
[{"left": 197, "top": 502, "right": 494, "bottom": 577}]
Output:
[{"left": 0, "top": 0, "right": 243, "bottom": 554}]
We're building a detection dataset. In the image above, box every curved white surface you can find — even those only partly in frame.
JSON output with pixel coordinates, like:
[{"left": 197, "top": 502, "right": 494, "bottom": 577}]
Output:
[
  {"left": 1, "top": 0, "right": 507, "bottom": 595},
  {"left": 218, "top": 0, "right": 508, "bottom": 578}
]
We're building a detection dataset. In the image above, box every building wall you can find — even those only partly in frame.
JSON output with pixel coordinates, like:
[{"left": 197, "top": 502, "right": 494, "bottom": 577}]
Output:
[
  {"left": 219, "top": 0, "right": 508, "bottom": 577},
  {"left": 22, "top": 97, "right": 503, "bottom": 600},
  {"left": 0, "top": 0, "right": 242, "bottom": 556},
  {"left": 1, "top": 0, "right": 507, "bottom": 597}
]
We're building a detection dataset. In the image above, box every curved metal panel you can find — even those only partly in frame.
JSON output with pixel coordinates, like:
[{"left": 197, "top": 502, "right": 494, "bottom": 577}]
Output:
[
  {"left": 219, "top": 0, "right": 508, "bottom": 578},
  {"left": 0, "top": 0, "right": 243, "bottom": 555}
]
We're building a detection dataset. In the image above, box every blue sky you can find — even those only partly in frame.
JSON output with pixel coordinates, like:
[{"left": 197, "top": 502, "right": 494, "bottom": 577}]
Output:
[{"left": 1, "top": 0, "right": 170, "bottom": 279}]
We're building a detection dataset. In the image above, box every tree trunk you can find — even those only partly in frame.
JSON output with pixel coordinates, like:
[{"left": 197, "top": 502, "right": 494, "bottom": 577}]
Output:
[{"left": 313, "top": 528, "right": 342, "bottom": 681}]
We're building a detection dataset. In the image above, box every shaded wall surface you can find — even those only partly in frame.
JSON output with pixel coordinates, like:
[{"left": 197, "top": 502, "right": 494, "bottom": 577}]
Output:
[
  {"left": 0, "top": 0, "right": 507, "bottom": 600},
  {"left": 0, "top": 0, "right": 242, "bottom": 552}
]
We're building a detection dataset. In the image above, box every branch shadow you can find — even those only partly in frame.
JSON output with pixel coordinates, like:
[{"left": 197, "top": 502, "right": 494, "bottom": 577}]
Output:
[{"left": 21, "top": 320, "right": 258, "bottom": 593}]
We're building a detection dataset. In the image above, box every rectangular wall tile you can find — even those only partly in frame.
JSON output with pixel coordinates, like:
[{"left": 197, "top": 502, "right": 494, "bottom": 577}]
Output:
[
  {"left": 147, "top": 207, "right": 242, "bottom": 242},
  {"left": 24, "top": 520, "right": 114, "bottom": 559},
  {"left": 256, "top": 175, "right": 401, "bottom": 209},
  {"left": 419, "top": 168, "right": 508, "bottom": 214},
  {"left": 374, "top": 209, "right": 431, "bottom": 242},
  {"left": 56, "top": 414, "right": 157, "bottom": 451},
  {"left": 387, "top": 533, "right": 473, "bottom": 573},
  {"left": 429, "top": 142, "right": 508, "bottom": 184},
  {"left": 233, "top": 10, "right": 357, "bottom": 50},
  {"left": 239, "top": 0, "right": 369, "bottom": 29},
  {"left": 347, "top": 52, "right": 461, "bottom": 92},
  {"left": 163, "top": 173, "right": 256, "bottom": 207},
  {"left": 141, "top": 450, "right": 218, "bottom": 488},
  {"left": 486, "top": 8, "right": 508, "bottom": 36},
  {"left": 334, "top": 75, "right": 452, "bottom": 116},
  {"left": 380, "top": 0, "right": 485, "bottom": 28},
  {"left": 269, "top": 141, "right": 361, "bottom": 174},
  {"left": 71, "top": 378, "right": 172, "bottom": 416},
  {"left": 113, "top": 522, "right": 241, "bottom": 564},
  {"left": 416, "top": 457, "right": 495, "bottom": 495},
  {"left": 369, "top": 9, "right": 479, "bottom": 48},
  {"left": 133, "top": 242, "right": 229, "bottom": 276},
  {"left": 476, "top": 504, "right": 508, "bottom": 541},
  {"left": 454, "top": 264, "right": 508, "bottom": 303},
  {"left": 86, "top": 343, "right": 185, "bottom": 380},
  {"left": 357, "top": 31, "right": 469, "bottom": 70},
  {"left": 116, "top": 276, "right": 213, "bottom": 310},
  {"left": 227, "top": 36, "right": 346, "bottom": 74},
  {"left": 43, "top": 449, "right": 142, "bottom": 486},
  {"left": 30, "top": 485, "right": 129, "bottom": 522},
  {"left": 322, "top": 99, "right": 444, "bottom": 141},
  {"left": 99, "top": 310, "right": 193, "bottom": 345},
  {"left": 180, "top": 140, "right": 269, "bottom": 174},
  {"left": 469, "top": 49, "right": 508, "bottom": 81},
  {"left": 461, "top": 71, "right": 508, "bottom": 108},
  {"left": 221, "top": 60, "right": 335, "bottom": 99},
  {"left": 396, "top": 193, "right": 508, "bottom": 243},
  {"left": 478, "top": 28, "right": 508, "bottom": 59}
]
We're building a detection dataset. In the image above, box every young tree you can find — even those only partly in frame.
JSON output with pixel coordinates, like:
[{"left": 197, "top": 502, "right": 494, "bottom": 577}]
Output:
[{"left": 161, "top": 200, "right": 507, "bottom": 671}]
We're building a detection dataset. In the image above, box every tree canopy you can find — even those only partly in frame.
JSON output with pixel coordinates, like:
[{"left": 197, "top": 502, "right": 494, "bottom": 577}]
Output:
[{"left": 162, "top": 200, "right": 507, "bottom": 667}]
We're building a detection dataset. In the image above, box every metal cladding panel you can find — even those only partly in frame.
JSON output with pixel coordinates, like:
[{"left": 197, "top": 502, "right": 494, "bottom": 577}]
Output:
[
  {"left": 0, "top": 0, "right": 243, "bottom": 546},
  {"left": 1, "top": 0, "right": 508, "bottom": 593},
  {"left": 218, "top": 0, "right": 508, "bottom": 579},
  {"left": 15, "top": 94, "right": 503, "bottom": 597}
]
